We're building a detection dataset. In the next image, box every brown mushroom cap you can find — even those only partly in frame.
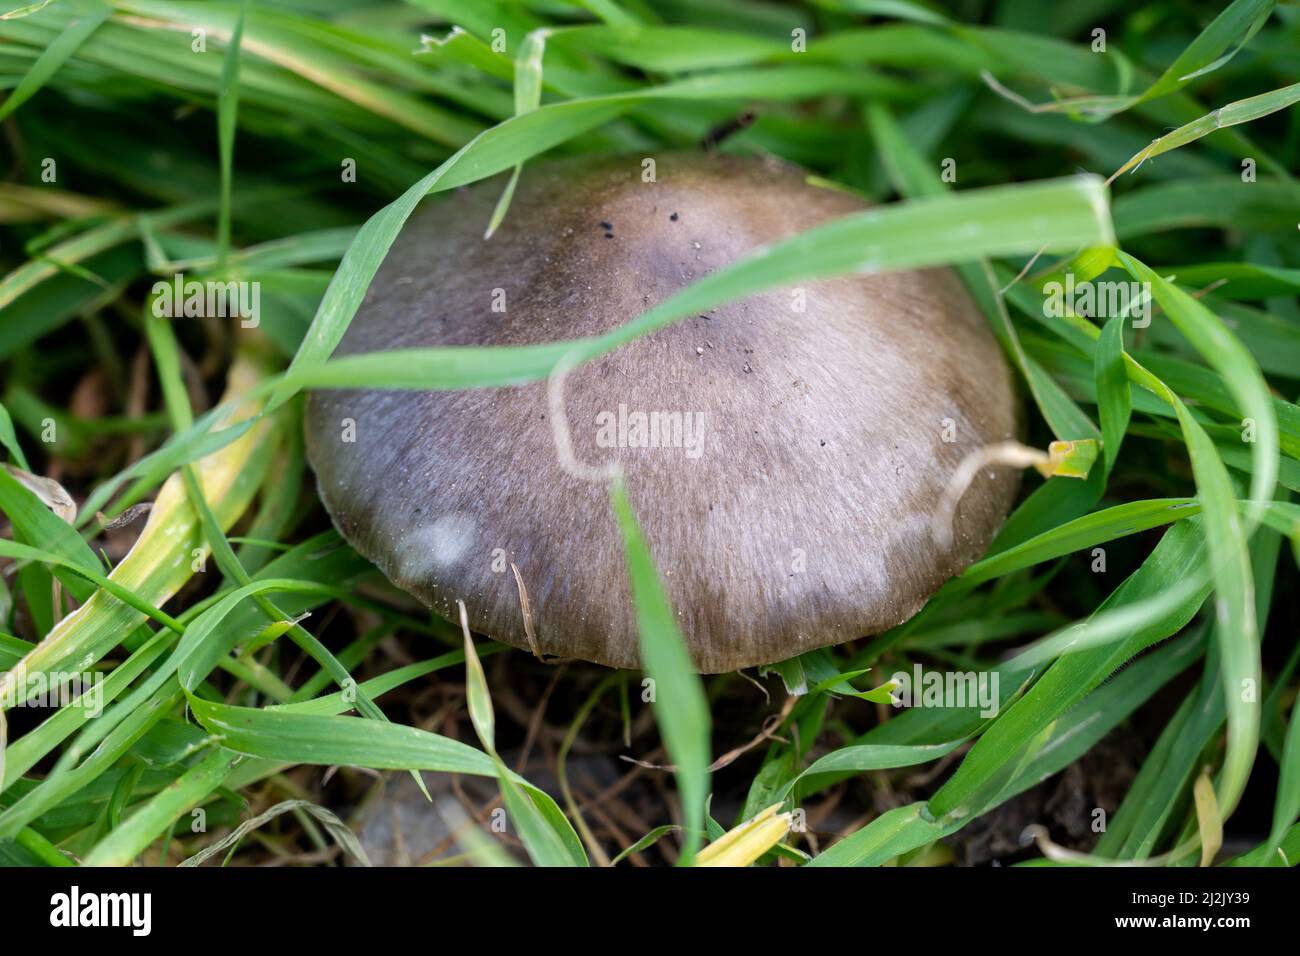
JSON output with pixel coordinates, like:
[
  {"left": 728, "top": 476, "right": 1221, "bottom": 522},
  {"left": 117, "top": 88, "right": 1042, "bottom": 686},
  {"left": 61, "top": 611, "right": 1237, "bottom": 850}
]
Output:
[{"left": 304, "top": 153, "right": 1019, "bottom": 673}]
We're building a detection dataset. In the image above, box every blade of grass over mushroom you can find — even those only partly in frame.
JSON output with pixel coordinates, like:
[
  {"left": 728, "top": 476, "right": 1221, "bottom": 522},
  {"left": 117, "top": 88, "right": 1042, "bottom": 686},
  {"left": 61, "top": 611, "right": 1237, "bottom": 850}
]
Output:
[
  {"left": 268, "top": 100, "right": 622, "bottom": 407},
  {"left": 610, "top": 479, "right": 710, "bottom": 865},
  {"left": 281, "top": 176, "right": 1113, "bottom": 394},
  {"left": 865, "top": 101, "right": 1098, "bottom": 442},
  {"left": 271, "top": 64, "right": 917, "bottom": 406}
]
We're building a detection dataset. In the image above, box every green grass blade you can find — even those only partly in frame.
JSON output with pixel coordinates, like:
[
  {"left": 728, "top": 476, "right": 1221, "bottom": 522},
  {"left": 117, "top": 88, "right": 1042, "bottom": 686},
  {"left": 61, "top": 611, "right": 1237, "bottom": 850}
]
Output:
[
  {"left": 929, "top": 518, "right": 1210, "bottom": 819},
  {"left": 1120, "top": 254, "right": 1279, "bottom": 522},
  {"left": 280, "top": 176, "right": 1114, "bottom": 394},
  {"left": 1113, "top": 82, "right": 1300, "bottom": 178},
  {"left": 1266, "top": 679, "right": 1300, "bottom": 855},
  {"left": 83, "top": 747, "right": 240, "bottom": 866},
  {"left": 181, "top": 693, "right": 587, "bottom": 866},
  {"left": 610, "top": 479, "right": 710, "bottom": 864},
  {"left": 215, "top": 2, "right": 246, "bottom": 271},
  {"left": 1095, "top": 315, "right": 1132, "bottom": 477},
  {"left": 0, "top": 1, "right": 109, "bottom": 122},
  {"left": 0, "top": 402, "right": 30, "bottom": 470},
  {"left": 459, "top": 607, "right": 582, "bottom": 866}
]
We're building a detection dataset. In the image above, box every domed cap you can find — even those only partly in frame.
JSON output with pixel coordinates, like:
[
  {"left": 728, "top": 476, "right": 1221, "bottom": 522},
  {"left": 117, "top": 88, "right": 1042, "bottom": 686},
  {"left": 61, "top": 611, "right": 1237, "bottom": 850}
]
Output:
[{"left": 305, "top": 153, "right": 1018, "bottom": 673}]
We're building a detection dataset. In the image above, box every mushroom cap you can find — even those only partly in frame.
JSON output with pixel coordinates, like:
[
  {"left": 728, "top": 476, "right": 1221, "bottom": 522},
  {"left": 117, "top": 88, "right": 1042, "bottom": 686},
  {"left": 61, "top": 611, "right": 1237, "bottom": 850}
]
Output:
[{"left": 305, "top": 153, "right": 1019, "bottom": 673}]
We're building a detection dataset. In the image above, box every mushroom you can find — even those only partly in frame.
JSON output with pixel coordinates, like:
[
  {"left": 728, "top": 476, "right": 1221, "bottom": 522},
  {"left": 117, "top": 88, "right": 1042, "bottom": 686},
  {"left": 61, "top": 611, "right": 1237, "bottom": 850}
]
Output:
[{"left": 304, "top": 153, "right": 1019, "bottom": 673}]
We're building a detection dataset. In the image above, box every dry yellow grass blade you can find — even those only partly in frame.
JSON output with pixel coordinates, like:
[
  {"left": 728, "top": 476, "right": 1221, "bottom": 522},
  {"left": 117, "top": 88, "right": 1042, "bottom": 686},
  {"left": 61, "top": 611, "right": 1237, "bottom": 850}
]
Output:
[
  {"left": 110, "top": 5, "right": 476, "bottom": 147},
  {"left": 0, "top": 344, "right": 276, "bottom": 704},
  {"left": 1194, "top": 766, "right": 1224, "bottom": 867},
  {"left": 0, "top": 182, "right": 119, "bottom": 223},
  {"left": 695, "top": 804, "right": 792, "bottom": 867}
]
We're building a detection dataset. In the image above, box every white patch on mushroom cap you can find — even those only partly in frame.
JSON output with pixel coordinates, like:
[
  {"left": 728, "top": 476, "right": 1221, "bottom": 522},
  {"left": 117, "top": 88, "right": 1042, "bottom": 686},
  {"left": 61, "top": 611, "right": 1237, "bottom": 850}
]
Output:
[{"left": 396, "top": 512, "right": 477, "bottom": 580}]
